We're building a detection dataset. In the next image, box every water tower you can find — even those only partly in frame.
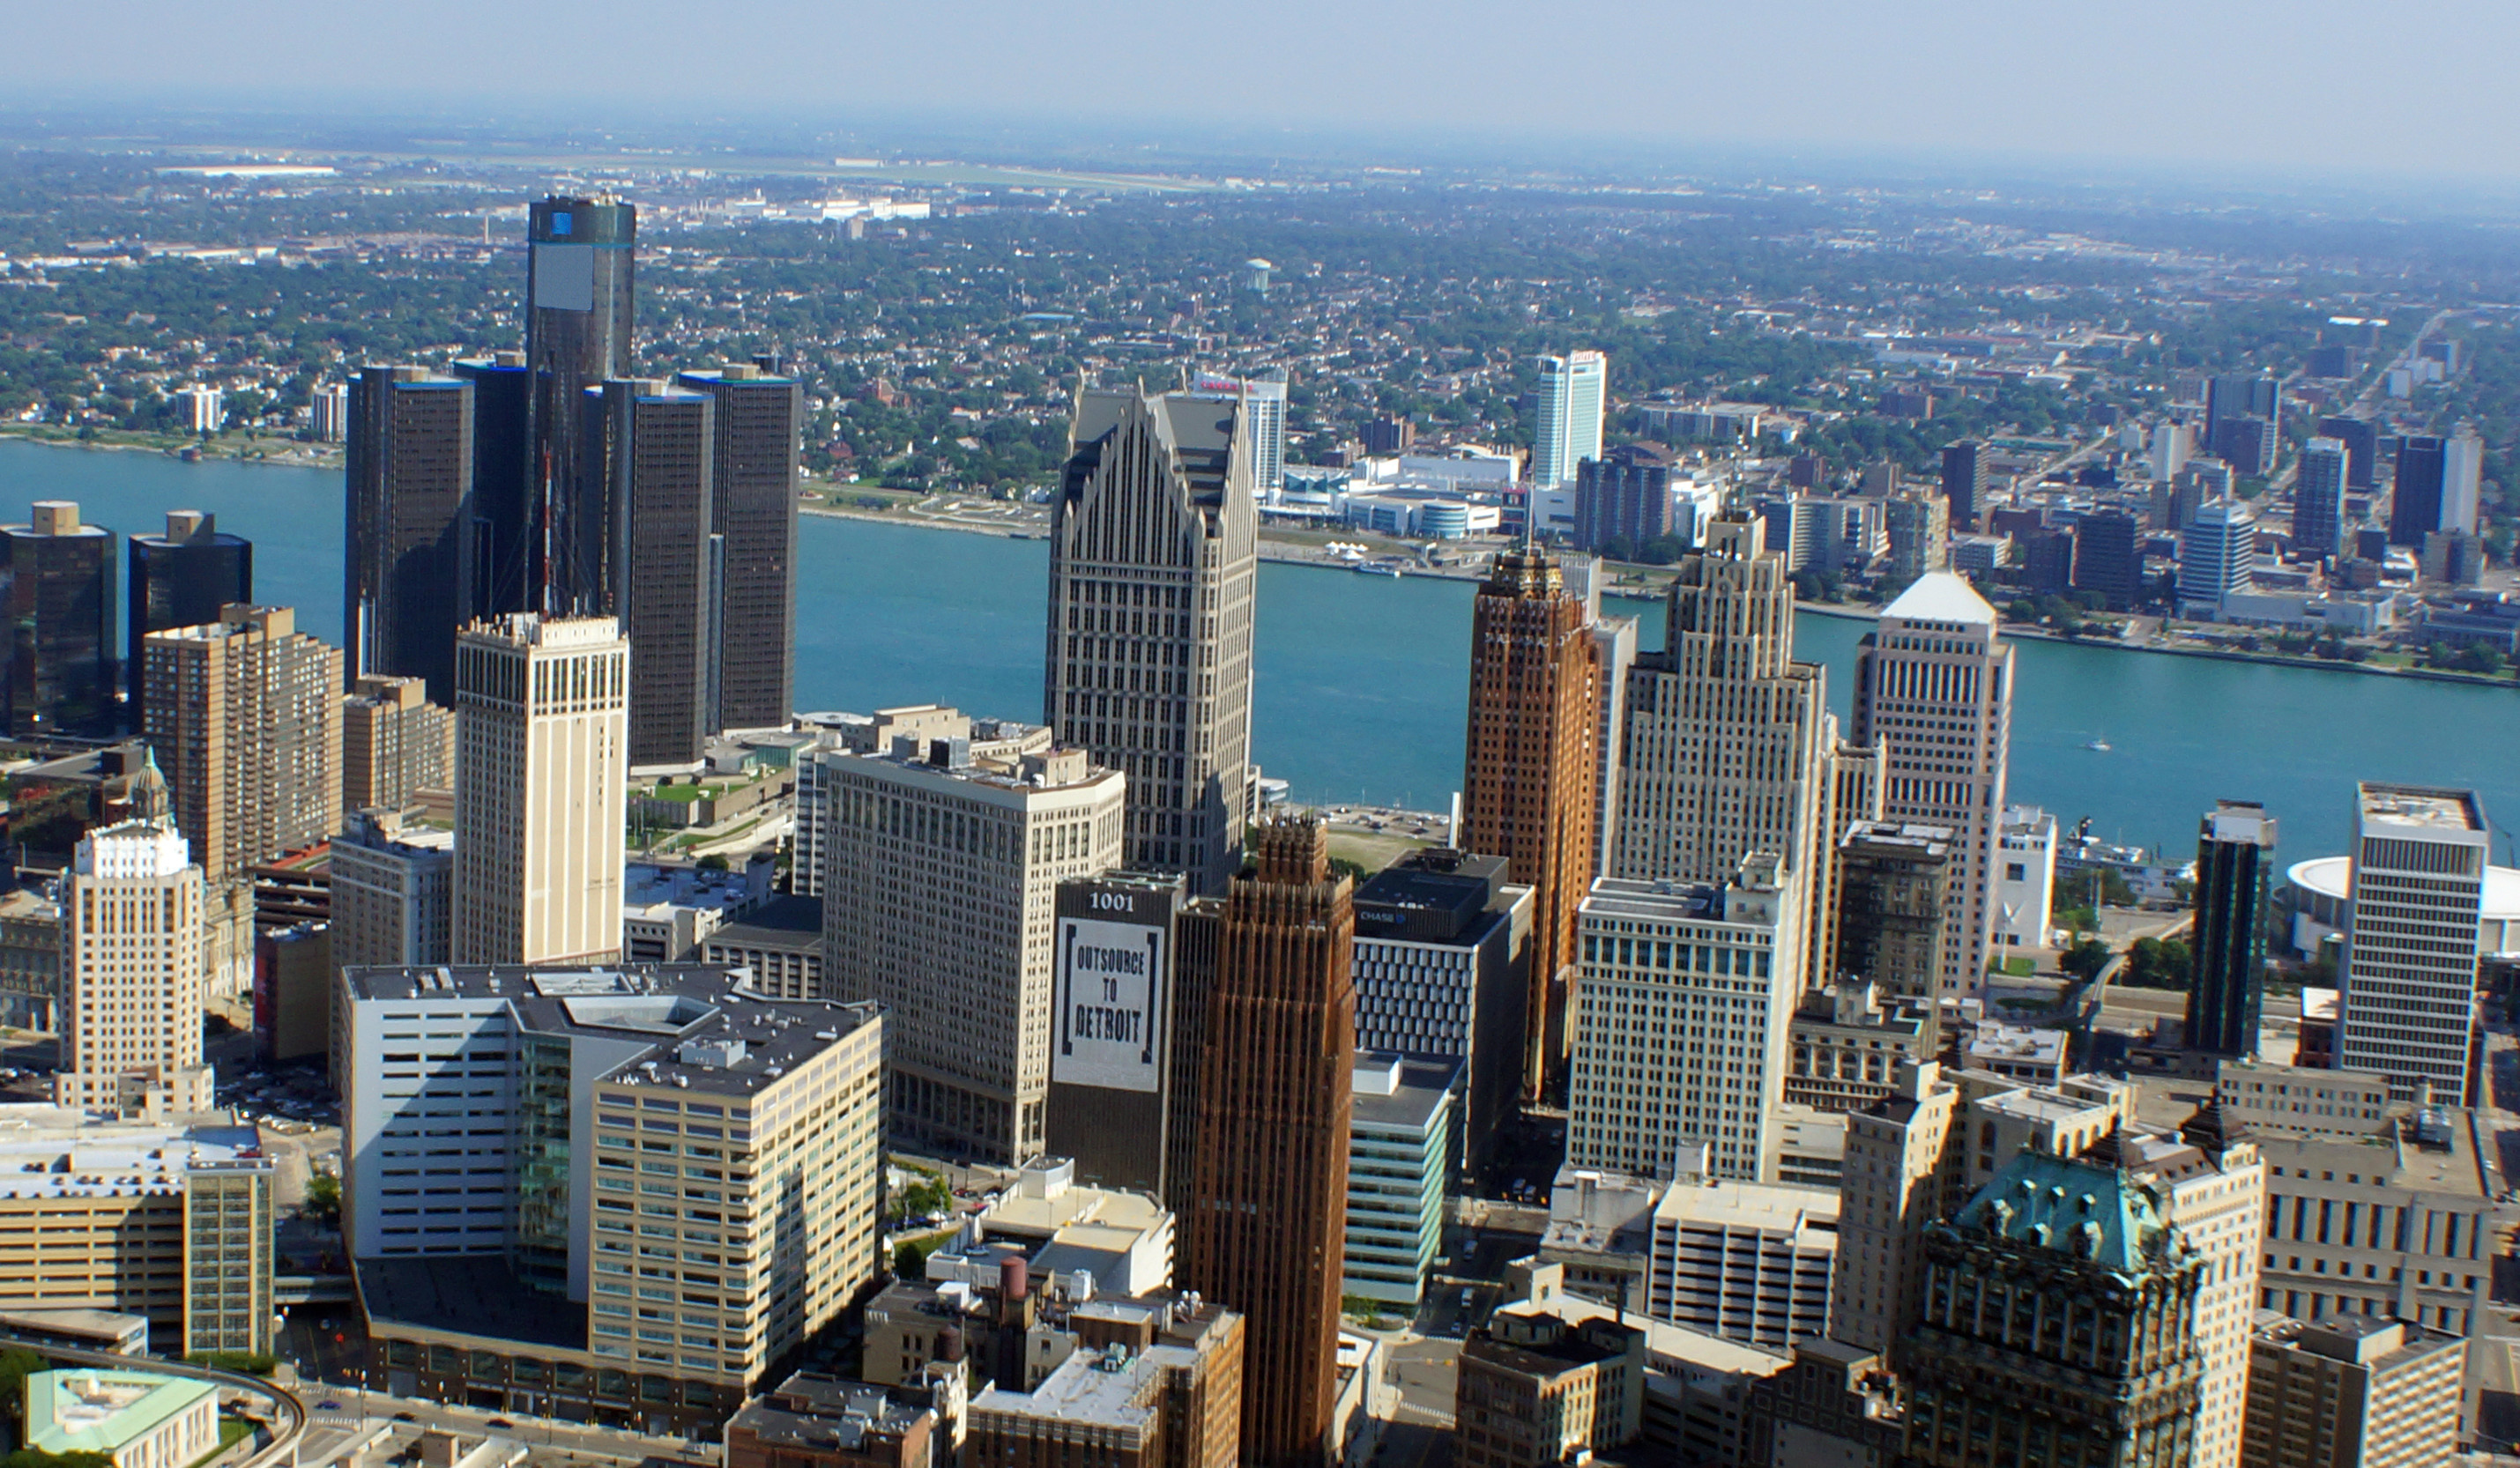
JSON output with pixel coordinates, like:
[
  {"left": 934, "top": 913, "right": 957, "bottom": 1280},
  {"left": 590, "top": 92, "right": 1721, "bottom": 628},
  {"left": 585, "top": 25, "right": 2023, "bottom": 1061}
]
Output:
[{"left": 1244, "top": 257, "right": 1273, "bottom": 295}]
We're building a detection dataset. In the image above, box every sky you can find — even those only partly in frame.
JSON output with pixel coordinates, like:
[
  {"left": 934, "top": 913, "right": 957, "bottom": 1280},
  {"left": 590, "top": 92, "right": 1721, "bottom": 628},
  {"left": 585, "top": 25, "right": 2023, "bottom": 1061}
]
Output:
[{"left": 6, "top": 0, "right": 2517, "bottom": 182}]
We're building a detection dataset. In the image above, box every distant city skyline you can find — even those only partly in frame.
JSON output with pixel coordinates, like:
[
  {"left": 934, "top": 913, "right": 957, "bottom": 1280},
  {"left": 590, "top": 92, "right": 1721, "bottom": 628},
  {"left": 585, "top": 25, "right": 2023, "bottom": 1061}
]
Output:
[{"left": 11, "top": 4, "right": 2520, "bottom": 185}]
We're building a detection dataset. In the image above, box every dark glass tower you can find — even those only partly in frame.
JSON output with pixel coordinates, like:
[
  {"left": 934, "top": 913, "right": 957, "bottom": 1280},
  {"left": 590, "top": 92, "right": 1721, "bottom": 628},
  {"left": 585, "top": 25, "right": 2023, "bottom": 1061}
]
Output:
[
  {"left": 0, "top": 501, "right": 116, "bottom": 737},
  {"left": 2293, "top": 437, "right": 2346, "bottom": 561},
  {"left": 2390, "top": 434, "right": 2446, "bottom": 547},
  {"left": 2070, "top": 508, "right": 2141, "bottom": 612},
  {"left": 2185, "top": 799, "right": 2275, "bottom": 1058},
  {"left": 524, "top": 196, "right": 636, "bottom": 615},
  {"left": 2316, "top": 412, "right": 2379, "bottom": 488},
  {"left": 1939, "top": 440, "right": 1984, "bottom": 531},
  {"left": 127, "top": 509, "right": 250, "bottom": 723},
  {"left": 345, "top": 365, "right": 473, "bottom": 704},
  {"left": 676, "top": 365, "right": 800, "bottom": 731},
  {"left": 588, "top": 380, "right": 713, "bottom": 768},
  {"left": 454, "top": 352, "right": 532, "bottom": 620}
]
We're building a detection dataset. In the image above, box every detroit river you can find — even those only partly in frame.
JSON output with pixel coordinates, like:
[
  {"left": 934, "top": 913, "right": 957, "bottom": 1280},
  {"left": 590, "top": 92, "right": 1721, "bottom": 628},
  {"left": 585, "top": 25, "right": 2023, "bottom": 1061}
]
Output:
[{"left": 5, "top": 438, "right": 2516, "bottom": 863}]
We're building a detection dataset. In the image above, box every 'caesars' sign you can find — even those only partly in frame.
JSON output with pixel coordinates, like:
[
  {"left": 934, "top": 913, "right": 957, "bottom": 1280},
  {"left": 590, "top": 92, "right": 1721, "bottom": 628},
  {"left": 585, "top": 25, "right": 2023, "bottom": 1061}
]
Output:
[{"left": 1053, "top": 896, "right": 1167, "bottom": 1094}]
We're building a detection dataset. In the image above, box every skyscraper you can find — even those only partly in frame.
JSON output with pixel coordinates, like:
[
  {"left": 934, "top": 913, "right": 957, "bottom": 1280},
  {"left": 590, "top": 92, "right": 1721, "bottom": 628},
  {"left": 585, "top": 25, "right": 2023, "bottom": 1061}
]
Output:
[
  {"left": 677, "top": 365, "right": 802, "bottom": 731},
  {"left": 55, "top": 763, "right": 213, "bottom": 1116},
  {"left": 1852, "top": 575, "right": 2012, "bottom": 999},
  {"left": 1046, "top": 385, "right": 1258, "bottom": 895},
  {"left": 346, "top": 365, "right": 473, "bottom": 703},
  {"left": 1897, "top": 1148, "right": 2206, "bottom": 1468},
  {"left": 1829, "top": 1060, "right": 1962, "bottom": 1355},
  {"left": 125, "top": 510, "right": 250, "bottom": 724},
  {"left": 2293, "top": 437, "right": 2346, "bottom": 561},
  {"left": 2241, "top": 1316, "right": 2465, "bottom": 1468},
  {"left": 2337, "top": 783, "right": 2487, "bottom": 1102},
  {"left": 1461, "top": 544, "right": 1598, "bottom": 1094},
  {"left": 1530, "top": 351, "right": 1606, "bottom": 489},
  {"left": 588, "top": 379, "right": 713, "bottom": 768},
  {"left": 1831, "top": 822, "right": 1953, "bottom": 1027},
  {"left": 340, "top": 675, "right": 455, "bottom": 814},
  {"left": 2186, "top": 801, "right": 2274, "bottom": 1059},
  {"left": 1571, "top": 444, "right": 1676, "bottom": 552},
  {"left": 1181, "top": 817, "right": 1354, "bottom": 1468},
  {"left": 1191, "top": 370, "right": 1287, "bottom": 495},
  {"left": 140, "top": 604, "right": 343, "bottom": 882},
  {"left": 0, "top": 500, "right": 117, "bottom": 738},
  {"left": 1938, "top": 441, "right": 1985, "bottom": 532},
  {"left": 2179, "top": 498, "right": 2257, "bottom": 616},
  {"left": 452, "top": 353, "right": 532, "bottom": 620},
  {"left": 524, "top": 196, "right": 637, "bottom": 615},
  {"left": 818, "top": 734, "right": 1125, "bottom": 1164},
  {"left": 2316, "top": 413, "right": 2379, "bottom": 489},
  {"left": 2388, "top": 434, "right": 2445, "bottom": 547},
  {"left": 450, "top": 614, "right": 628, "bottom": 967},
  {"left": 2070, "top": 508, "right": 2142, "bottom": 611},
  {"left": 1611, "top": 515, "right": 1830, "bottom": 894},
  {"left": 2442, "top": 423, "right": 2484, "bottom": 537},
  {"left": 2206, "top": 373, "right": 2280, "bottom": 472}
]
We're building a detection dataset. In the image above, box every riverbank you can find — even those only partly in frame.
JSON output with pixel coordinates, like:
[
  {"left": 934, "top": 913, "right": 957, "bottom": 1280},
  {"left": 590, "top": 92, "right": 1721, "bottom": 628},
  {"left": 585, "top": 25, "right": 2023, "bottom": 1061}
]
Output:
[{"left": 0, "top": 424, "right": 343, "bottom": 471}]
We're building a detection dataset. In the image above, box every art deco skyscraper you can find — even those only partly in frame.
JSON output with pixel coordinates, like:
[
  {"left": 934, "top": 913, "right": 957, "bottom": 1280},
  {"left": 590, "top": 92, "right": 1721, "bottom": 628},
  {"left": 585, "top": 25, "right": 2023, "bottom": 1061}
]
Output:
[
  {"left": 56, "top": 761, "right": 213, "bottom": 1115},
  {"left": 141, "top": 604, "right": 344, "bottom": 883},
  {"left": 588, "top": 379, "right": 713, "bottom": 768},
  {"left": 678, "top": 364, "right": 802, "bottom": 731},
  {"left": 346, "top": 365, "right": 472, "bottom": 703},
  {"left": 451, "top": 614, "right": 627, "bottom": 967},
  {"left": 1611, "top": 515, "right": 1830, "bottom": 893},
  {"left": 524, "top": 196, "right": 636, "bottom": 614},
  {"left": 126, "top": 510, "right": 250, "bottom": 724},
  {"left": 1461, "top": 544, "right": 1598, "bottom": 1094},
  {"left": 1852, "top": 573, "right": 2013, "bottom": 1000},
  {"left": 0, "top": 500, "right": 117, "bottom": 738},
  {"left": 1046, "top": 385, "right": 1258, "bottom": 895},
  {"left": 1182, "top": 817, "right": 1355, "bottom": 1467},
  {"left": 2186, "top": 801, "right": 2275, "bottom": 1059}
]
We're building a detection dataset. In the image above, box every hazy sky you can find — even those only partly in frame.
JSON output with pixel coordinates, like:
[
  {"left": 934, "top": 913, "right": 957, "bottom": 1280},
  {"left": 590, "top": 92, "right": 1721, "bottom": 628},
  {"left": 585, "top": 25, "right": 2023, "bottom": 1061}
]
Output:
[{"left": 9, "top": 0, "right": 2516, "bottom": 181}]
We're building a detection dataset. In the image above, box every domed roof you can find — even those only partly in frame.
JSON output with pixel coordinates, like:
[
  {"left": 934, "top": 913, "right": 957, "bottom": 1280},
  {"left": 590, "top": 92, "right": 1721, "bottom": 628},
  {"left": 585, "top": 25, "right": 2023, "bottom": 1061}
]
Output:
[{"left": 127, "top": 749, "right": 170, "bottom": 827}]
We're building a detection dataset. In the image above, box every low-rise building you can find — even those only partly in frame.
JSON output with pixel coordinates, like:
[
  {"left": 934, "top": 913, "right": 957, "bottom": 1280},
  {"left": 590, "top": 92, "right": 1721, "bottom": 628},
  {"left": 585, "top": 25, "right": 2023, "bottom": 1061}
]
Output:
[
  {"left": 2241, "top": 1313, "right": 2463, "bottom": 1468},
  {"left": 971, "top": 1159, "right": 1175, "bottom": 1299},
  {"left": 1458, "top": 1303, "right": 1647, "bottom": 1468},
  {"left": 725, "top": 1374, "right": 936, "bottom": 1468},
  {"left": 2215, "top": 1060, "right": 2396, "bottom": 1138},
  {"left": 621, "top": 856, "right": 777, "bottom": 963},
  {"left": 962, "top": 1296, "right": 1243, "bottom": 1468},
  {"left": 1647, "top": 1161, "right": 1836, "bottom": 1351},
  {"left": 1963, "top": 1022, "right": 2068, "bottom": 1087},
  {"left": 1992, "top": 805, "right": 2056, "bottom": 953},
  {"left": 1343, "top": 1054, "right": 1459, "bottom": 1308},
  {"left": 1783, "top": 979, "right": 1930, "bottom": 1114},
  {"left": 699, "top": 894, "right": 823, "bottom": 998},
  {"left": 23, "top": 1369, "right": 219, "bottom": 1468}
]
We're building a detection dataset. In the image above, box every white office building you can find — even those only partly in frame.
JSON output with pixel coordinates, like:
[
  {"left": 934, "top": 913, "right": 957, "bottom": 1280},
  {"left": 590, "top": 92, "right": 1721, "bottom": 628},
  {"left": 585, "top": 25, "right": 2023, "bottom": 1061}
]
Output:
[
  {"left": 2444, "top": 424, "right": 2485, "bottom": 536},
  {"left": 1567, "top": 864, "right": 1803, "bottom": 1184},
  {"left": 1992, "top": 805, "right": 2057, "bottom": 953},
  {"left": 1532, "top": 351, "right": 1607, "bottom": 489},
  {"left": 56, "top": 801, "right": 212, "bottom": 1116},
  {"left": 1851, "top": 574, "right": 2014, "bottom": 999},
  {"left": 1343, "top": 1054, "right": 1460, "bottom": 1307},
  {"left": 1647, "top": 1164, "right": 1837, "bottom": 1352},
  {"left": 2338, "top": 783, "right": 2490, "bottom": 1101}
]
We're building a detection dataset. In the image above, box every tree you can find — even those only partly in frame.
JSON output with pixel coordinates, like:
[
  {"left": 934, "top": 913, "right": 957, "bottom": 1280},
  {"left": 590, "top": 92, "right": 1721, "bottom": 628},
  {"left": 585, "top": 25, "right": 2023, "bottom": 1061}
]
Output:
[
  {"left": 303, "top": 1171, "right": 340, "bottom": 1227},
  {"left": 2059, "top": 938, "right": 2112, "bottom": 982}
]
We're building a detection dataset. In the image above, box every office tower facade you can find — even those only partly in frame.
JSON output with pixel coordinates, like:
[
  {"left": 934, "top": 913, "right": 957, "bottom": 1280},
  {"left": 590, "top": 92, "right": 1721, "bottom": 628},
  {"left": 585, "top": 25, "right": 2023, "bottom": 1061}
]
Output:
[
  {"left": 141, "top": 604, "right": 343, "bottom": 883},
  {"left": 2187, "top": 802, "right": 2274, "bottom": 1058},
  {"left": 346, "top": 366, "right": 472, "bottom": 703},
  {"left": 2207, "top": 374, "right": 2280, "bottom": 471},
  {"left": 341, "top": 675, "right": 454, "bottom": 813},
  {"left": 1567, "top": 864, "right": 1803, "bottom": 1183},
  {"left": 1571, "top": 444, "right": 1676, "bottom": 552},
  {"left": 1, "top": 500, "right": 117, "bottom": 738},
  {"left": 2241, "top": 1316, "right": 2464, "bottom": 1468},
  {"left": 2338, "top": 783, "right": 2487, "bottom": 1101},
  {"left": 2133, "top": 1106, "right": 2264, "bottom": 1468},
  {"left": 1852, "top": 575, "right": 2012, "bottom": 998},
  {"left": 1831, "top": 822, "right": 1953, "bottom": 1021},
  {"left": 1361, "top": 415, "right": 1414, "bottom": 456},
  {"left": 309, "top": 381, "right": 351, "bottom": 442},
  {"left": 1043, "top": 871, "right": 1201, "bottom": 1197},
  {"left": 966, "top": 1299, "right": 1245, "bottom": 1468},
  {"left": 2150, "top": 419, "right": 2194, "bottom": 483},
  {"left": 1938, "top": 441, "right": 1986, "bottom": 532},
  {"left": 340, "top": 965, "right": 883, "bottom": 1427},
  {"left": 1831, "top": 1061, "right": 1962, "bottom": 1354},
  {"left": 1611, "top": 516, "right": 1828, "bottom": 893},
  {"left": 524, "top": 196, "right": 636, "bottom": 616},
  {"left": 677, "top": 366, "right": 801, "bottom": 731},
  {"left": 56, "top": 788, "right": 213, "bottom": 1116},
  {"left": 2442, "top": 423, "right": 2484, "bottom": 536},
  {"left": 2293, "top": 437, "right": 2346, "bottom": 560},
  {"left": 1349, "top": 849, "right": 1529, "bottom": 1175},
  {"left": 590, "top": 379, "right": 714, "bottom": 767},
  {"left": 1180, "top": 818, "right": 1354, "bottom": 1468},
  {"left": 1345, "top": 1053, "right": 1459, "bottom": 1307},
  {"left": 1190, "top": 370, "right": 1287, "bottom": 494},
  {"left": 452, "top": 353, "right": 532, "bottom": 620},
  {"left": 2316, "top": 413, "right": 2378, "bottom": 488},
  {"left": 1046, "top": 386, "right": 1258, "bottom": 895},
  {"left": 2070, "top": 508, "right": 2142, "bottom": 610},
  {"left": 1531, "top": 351, "right": 1607, "bottom": 489},
  {"left": 450, "top": 614, "right": 628, "bottom": 967},
  {"left": 125, "top": 510, "right": 250, "bottom": 723},
  {"left": 328, "top": 807, "right": 452, "bottom": 973},
  {"left": 1882, "top": 490, "right": 1950, "bottom": 582},
  {"left": 1587, "top": 611, "right": 1638, "bottom": 875},
  {"left": 821, "top": 740, "right": 1125, "bottom": 1164},
  {"left": 2388, "top": 434, "right": 2445, "bottom": 547},
  {"left": 1898, "top": 1150, "right": 2206, "bottom": 1468},
  {"left": 1461, "top": 545, "right": 1597, "bottom": 1094},
  {"left": 2179, "top": 498, "right": 2257, "bottom": 612}
]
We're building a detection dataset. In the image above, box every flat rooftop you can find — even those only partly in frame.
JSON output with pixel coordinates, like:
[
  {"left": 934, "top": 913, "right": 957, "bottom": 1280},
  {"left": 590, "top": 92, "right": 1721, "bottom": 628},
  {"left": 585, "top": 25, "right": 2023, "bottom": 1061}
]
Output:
[
  {"left": 343, "top": 965, "right": 879, "bottom": 1099},
  {"left": 970, "top": 1342, "right": 1186, "bottom": 1430},
  {"left": 1653, "top": 1179, "right": 1839, "bottom": 1236},
  {"left": 355, "top": 1254, "right": 584, "bottom": 1352},
  {"left": 1352, "top": 1055, "right": 1460, "bottom": 1131},
  {"left": 0, "top": 1106, "right": 263, "bottom": 1199},
  {"left": 2360, "top": 782, "right": 2485, "bottom": 834},
  {"left": 705, "top": 894, "right": 825, "bottom": 950},
  {"left": 1581, "top": 879, "right": 1722, "bottom": 923}
]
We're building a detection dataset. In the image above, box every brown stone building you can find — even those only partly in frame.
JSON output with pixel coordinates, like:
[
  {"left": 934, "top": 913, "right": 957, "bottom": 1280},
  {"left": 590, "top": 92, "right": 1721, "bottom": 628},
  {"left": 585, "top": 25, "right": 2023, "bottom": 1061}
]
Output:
[
  {"left": 1461, "top": 544, "right": 1597, "bottom": 1094},
  {"left": 964, "top": 1300, "right": 1244, "bottom": 1468},
  {"left": 725, "top": 1374, "right": 935, "bottom": 1468},
  {"left": 1179, "top": 817, "right": 1354, "bottom": 1467}
]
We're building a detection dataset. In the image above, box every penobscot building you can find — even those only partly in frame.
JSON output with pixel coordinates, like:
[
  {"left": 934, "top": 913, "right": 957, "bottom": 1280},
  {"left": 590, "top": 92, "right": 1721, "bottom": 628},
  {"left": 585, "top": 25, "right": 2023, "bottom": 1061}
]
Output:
[{"left": 1045, "top": 384, "right": 1258, "bottom": 896}]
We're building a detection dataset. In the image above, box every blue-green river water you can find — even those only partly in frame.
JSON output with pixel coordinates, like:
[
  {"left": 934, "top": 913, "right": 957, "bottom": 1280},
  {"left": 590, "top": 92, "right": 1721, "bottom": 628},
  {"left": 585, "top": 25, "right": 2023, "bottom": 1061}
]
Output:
[{"left": 4, "top": 438, "right": 2513, "bottom": 864}]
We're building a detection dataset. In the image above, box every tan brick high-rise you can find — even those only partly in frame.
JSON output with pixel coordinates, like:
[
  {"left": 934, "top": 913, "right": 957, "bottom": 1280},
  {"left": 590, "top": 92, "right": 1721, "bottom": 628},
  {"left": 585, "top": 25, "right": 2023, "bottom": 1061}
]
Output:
[
  {"left": 141, "top": 604, "right": 344, "bottom": 881},
  {"left": 1181, "top": 816, "right": 1353, "bottom": 1468},
  {"left": 1461, "top": 545, "right": 1598, "bottom": 1096}
]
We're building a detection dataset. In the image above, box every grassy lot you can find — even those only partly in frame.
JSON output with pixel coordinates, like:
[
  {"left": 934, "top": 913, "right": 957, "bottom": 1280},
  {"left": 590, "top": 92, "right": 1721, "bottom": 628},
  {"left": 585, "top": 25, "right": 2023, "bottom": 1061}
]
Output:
[{"left": 1328, "top": 830, "right": 1431, "bottom": 874}]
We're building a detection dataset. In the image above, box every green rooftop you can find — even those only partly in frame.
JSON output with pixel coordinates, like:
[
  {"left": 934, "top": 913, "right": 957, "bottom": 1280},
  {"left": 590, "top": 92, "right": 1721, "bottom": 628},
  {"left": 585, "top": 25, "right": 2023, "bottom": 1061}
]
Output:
[
  {"left": 25, "top": 1369, "right": 218, "bottom": 1457},
  {"left": 1950, "top": 1150, "right": 2167, "bottom": 1274}
]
